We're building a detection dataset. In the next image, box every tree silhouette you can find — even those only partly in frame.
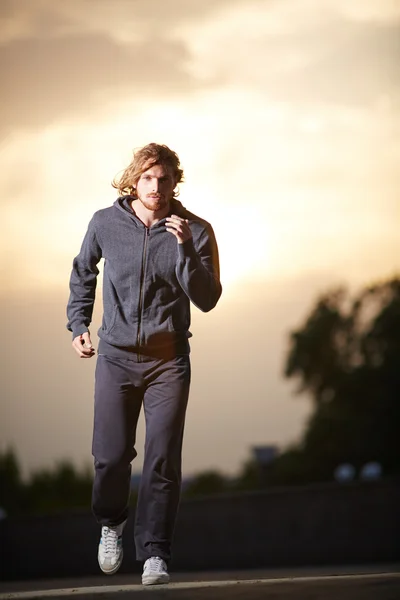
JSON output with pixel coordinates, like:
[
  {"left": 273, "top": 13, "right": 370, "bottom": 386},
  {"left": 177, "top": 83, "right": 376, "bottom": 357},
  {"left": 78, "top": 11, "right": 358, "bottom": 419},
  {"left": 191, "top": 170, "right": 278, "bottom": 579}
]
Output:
[
  {"left": 182, "top": 470, "right": 230, "bottom": 498},
  {"left": 0, "top": 451, "right": 93, "bottom": 516},
  {"left": 27, "top": 460, "right": 93, "bottom": 513},
  {"left": 282, "top": 276, "right": 400, "bottom": 480},
  {"left": 0, "top": 447, "right": 24, "bottom": 515}
]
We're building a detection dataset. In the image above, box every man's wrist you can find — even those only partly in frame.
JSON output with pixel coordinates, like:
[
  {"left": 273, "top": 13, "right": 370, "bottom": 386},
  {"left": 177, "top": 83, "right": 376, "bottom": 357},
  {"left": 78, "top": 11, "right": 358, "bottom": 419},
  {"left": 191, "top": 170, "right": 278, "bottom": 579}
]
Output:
[
  {"left": 177, "top": 237, "right": 196, "bottom": 258},
  {"left": 72, "top": 325, "right": 89, "bottom": 340}
]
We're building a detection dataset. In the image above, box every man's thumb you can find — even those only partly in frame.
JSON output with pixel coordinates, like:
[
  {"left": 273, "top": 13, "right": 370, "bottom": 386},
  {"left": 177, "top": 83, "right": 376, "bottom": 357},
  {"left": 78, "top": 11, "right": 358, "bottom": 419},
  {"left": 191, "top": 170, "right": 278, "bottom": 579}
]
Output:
[{"left": 81, "top": 333, "right": 92, "bottom": 348}]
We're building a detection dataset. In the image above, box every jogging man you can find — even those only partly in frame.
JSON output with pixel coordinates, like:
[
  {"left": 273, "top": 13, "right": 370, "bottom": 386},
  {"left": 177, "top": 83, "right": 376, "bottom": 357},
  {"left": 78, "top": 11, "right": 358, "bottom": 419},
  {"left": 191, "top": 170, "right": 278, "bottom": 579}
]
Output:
[{"left": 66, "top": 143, "right": 222, "bottom": 585}]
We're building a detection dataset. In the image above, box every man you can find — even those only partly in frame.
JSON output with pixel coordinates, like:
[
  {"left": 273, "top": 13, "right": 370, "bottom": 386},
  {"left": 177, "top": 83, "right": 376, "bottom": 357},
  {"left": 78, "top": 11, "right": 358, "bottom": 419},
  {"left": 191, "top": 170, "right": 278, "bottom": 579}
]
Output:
[{"left": 66, "top": 143, "right": 222, "bottom": 586}]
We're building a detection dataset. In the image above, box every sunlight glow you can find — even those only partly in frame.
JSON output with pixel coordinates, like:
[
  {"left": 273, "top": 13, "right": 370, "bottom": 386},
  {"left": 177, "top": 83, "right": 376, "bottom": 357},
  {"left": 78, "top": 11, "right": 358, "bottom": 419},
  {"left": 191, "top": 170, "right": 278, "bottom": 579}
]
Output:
[{"left": 1, "top": 83, "right": 399, "bottom": 294}]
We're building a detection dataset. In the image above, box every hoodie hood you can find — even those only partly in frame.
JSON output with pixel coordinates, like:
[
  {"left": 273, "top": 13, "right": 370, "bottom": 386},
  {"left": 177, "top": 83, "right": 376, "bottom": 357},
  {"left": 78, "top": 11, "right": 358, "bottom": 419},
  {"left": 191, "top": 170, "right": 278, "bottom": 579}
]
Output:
[{"left": 113, "top": 195, "right": 186, "bottom": 220}]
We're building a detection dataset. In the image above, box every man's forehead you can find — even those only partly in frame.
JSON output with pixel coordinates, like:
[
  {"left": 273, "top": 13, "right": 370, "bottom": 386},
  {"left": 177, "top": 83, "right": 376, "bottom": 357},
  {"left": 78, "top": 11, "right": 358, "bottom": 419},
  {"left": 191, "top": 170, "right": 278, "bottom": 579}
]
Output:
[{"left": 142, "top": 163, "right": 172, "bottom": 177}]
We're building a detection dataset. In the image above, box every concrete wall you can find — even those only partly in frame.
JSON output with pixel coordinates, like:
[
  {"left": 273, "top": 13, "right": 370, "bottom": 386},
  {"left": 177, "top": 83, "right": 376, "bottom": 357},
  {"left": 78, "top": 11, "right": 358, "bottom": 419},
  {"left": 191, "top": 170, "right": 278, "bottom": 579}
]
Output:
[{"left": 1, "top": 478, "right": 399, "bottom": 581}]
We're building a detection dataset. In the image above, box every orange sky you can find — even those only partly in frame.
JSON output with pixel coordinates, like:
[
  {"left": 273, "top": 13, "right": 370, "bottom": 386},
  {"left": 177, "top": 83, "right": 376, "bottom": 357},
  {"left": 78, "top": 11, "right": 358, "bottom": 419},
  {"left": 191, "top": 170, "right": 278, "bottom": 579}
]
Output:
[{"left": 1, "top": 0, "right": 399, "bottom": 479}]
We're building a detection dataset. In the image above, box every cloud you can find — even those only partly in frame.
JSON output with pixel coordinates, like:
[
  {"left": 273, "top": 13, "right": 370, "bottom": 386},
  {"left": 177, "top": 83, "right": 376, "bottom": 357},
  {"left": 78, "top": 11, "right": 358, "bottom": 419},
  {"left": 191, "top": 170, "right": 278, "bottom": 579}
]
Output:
[
  {"left": 2, "top": 0, "right": 399, "bottom": 139},
  {"left": 337, "top": 0, "right": 400, "bottom": 24},
  {"left": 0, "top": 0, "right": 247, "bottom": 43},
  {"left": 181, "top": 0, "right": 400, "bottom": 107},
  {"left": 0, "top": 0, "right": 249, "bottom": 135},
  {"left": 0, "top": 32, "right": 196, "bottom": 135},
  {"left": 297, "top": 22, "right": 400, "bottom": 107}
]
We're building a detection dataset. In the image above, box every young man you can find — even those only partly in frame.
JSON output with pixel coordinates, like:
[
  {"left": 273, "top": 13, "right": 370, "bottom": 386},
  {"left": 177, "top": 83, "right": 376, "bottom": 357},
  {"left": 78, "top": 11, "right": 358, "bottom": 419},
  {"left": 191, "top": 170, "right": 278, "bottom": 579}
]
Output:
[{"left": 66, "top": 143, "right": 222, "bottom": 585}]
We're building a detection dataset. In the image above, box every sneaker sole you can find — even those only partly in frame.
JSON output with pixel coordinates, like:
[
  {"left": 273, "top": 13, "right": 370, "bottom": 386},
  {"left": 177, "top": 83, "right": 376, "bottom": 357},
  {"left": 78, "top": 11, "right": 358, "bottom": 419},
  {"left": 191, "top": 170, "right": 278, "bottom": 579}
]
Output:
[
  {"left": 98, "top": 549, "right": 124, "bottom": 575},
  {"left": 142, "top": 573, "right": 170, "bottom": 586}
]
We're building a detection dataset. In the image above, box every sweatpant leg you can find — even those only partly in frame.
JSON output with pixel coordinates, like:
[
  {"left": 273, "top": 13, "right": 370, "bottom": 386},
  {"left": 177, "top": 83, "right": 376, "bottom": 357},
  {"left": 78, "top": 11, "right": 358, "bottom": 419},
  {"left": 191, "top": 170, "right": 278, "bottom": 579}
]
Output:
[
  {"left": 134, "top": 354, "right": 191, "bottom": 562},
  {"left": 92, "top": 354, "right": 143, "bottom": 526}
]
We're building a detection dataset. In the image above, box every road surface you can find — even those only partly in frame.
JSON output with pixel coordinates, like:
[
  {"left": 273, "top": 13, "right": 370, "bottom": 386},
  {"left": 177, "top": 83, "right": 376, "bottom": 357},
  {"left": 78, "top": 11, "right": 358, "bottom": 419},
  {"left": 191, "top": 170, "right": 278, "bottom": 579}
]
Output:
[{"left": 0, "top": 563, "right": 399, "bottom": 599}]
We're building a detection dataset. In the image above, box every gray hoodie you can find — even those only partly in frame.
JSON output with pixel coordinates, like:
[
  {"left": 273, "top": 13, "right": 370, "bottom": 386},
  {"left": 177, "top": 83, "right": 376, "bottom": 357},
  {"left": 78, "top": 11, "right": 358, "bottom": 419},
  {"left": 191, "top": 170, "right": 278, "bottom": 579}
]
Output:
[{"left": 66, "top": 196, "right": 222, "bottom": 356}]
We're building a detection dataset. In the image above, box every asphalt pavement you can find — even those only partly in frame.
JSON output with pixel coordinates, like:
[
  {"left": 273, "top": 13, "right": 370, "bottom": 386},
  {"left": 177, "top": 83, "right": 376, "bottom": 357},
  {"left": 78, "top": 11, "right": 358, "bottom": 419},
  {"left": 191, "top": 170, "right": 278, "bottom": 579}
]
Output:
[{"left": 1, "top": 563, "right": 399, "bottom": 600}]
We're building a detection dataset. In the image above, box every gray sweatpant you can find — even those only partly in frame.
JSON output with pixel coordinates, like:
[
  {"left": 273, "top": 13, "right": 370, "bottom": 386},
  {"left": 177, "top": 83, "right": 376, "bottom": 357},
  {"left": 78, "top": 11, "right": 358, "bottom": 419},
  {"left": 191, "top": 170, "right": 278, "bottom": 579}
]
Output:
[{"left": 91, "top": 352, "right": 191, "bottom": 563}]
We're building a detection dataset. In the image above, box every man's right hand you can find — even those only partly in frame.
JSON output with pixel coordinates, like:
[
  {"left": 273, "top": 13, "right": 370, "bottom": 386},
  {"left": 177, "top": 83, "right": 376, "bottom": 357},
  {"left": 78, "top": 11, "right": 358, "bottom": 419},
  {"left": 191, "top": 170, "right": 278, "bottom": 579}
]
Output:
[{"left": 72, "top": 332, "right": 95, "bottom": 359}]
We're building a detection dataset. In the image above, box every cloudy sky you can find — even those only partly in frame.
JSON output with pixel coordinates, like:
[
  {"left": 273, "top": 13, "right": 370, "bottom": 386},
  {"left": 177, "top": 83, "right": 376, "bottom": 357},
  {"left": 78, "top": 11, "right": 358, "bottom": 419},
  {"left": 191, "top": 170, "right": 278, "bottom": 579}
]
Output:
[{"left": 1, "top": 0, "right": 399, "bottom": 480}]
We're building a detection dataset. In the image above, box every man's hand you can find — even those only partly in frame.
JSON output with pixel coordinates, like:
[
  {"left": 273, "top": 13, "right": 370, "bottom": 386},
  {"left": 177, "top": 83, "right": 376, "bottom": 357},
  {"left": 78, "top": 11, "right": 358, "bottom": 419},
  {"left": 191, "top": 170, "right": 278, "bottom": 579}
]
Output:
[
  {"left": 165, "top": 215, "right": 192, "bottom": 244},
  {"left": 72, "top": 332, "right": 95, "bottom": 359}
]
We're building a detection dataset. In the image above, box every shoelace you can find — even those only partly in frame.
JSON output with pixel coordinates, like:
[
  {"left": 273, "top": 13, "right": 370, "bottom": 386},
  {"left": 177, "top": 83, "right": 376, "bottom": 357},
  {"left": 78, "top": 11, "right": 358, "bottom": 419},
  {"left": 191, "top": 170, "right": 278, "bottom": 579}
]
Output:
[
  {"left": 147, "top": 556, "right": 165, "bottom": 572},
  {"left": 102, "top": 526, "right": 119, "bottom": 554}
]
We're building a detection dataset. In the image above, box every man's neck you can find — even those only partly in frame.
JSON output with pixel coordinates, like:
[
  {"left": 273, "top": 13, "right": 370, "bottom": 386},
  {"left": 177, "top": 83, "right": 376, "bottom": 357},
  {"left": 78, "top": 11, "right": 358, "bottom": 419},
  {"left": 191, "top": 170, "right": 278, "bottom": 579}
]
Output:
[{"left": 130, "top": 199, "right": 171, "bottom": 228}]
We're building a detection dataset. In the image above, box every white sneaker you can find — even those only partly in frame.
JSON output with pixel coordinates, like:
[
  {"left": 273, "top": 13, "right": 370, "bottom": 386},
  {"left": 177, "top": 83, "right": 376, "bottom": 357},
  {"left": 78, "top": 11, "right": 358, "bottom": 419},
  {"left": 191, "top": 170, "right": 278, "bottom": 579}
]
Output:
[
  {"left": 97, "top": 520, "right": 126, "bottom": 575},
  {"left": 142, "top": 556, "right": 170, "bottom": 586}
]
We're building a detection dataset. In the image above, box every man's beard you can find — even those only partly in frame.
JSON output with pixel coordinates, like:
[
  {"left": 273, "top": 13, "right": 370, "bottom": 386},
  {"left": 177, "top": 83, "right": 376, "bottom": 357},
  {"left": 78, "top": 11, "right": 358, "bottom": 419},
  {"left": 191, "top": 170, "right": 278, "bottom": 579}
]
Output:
[{"left": 138, "top": 194, "right": 168, "bottom": 212}]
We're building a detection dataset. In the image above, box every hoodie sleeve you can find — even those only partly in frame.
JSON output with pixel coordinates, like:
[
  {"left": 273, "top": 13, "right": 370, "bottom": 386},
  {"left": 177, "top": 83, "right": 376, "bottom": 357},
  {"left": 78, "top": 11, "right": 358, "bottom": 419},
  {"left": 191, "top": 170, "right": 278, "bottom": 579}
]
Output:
[
  {"left": 66, "top": 214, "right": 102, "bottom": 339},
  {"left": 175, "top": 224, "right": 222, "bottom": 312}
]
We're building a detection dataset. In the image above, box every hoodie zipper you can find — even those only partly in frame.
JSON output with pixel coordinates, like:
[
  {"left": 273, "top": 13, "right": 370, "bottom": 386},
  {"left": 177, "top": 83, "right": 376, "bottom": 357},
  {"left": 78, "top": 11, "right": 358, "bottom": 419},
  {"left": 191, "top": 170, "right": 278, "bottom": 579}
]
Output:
[{"left": 136, "top": 227, "right": 150, "bottom": 362}]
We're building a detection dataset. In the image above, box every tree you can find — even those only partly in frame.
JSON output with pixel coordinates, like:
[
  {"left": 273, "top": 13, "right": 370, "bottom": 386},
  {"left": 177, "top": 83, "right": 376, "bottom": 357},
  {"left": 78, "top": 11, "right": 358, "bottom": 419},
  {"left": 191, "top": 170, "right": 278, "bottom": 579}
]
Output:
[
  {"left": 0, "top": 447, "right": 24, "bottom": 515},
  {"left": 282, "top": 276, "right": 400, "bottom": 480},
  {"left": 232, "top": 458, "right": 260, "bottom": 491},
  {"left": 182, "top": 470, "right": 230, "bottom": 498},
  {"left": 27, "top": 461, "right": 93, "bottom": 513}
]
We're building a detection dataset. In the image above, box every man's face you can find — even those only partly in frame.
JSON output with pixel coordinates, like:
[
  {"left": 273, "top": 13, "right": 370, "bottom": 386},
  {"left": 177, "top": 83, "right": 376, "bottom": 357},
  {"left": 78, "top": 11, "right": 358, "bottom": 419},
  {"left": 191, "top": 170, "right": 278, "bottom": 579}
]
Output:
[{"left": 135, "top": 163, "right": 176, "bottom": 212}]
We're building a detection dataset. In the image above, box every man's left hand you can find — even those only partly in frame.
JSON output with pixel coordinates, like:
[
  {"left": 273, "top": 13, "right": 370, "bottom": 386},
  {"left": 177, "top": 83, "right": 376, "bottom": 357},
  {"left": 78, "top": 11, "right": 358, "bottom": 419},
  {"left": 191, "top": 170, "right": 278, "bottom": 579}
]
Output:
[{"left": 165, "top": 215, "right": 192, "bottom": 244}]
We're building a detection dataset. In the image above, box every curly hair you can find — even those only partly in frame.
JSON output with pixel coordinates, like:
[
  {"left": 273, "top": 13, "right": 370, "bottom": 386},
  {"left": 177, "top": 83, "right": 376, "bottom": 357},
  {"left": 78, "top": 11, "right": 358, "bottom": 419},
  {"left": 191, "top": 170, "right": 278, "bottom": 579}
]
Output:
[{"left": 112, "top": 143, "right": 184, "bottom": 197}]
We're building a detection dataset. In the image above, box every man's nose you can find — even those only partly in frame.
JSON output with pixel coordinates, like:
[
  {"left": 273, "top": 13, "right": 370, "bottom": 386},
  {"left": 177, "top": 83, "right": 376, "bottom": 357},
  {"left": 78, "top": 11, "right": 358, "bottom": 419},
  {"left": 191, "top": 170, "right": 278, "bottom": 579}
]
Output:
[{"left": 152, "top": 179, "right": 160, "bottom": 192}]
